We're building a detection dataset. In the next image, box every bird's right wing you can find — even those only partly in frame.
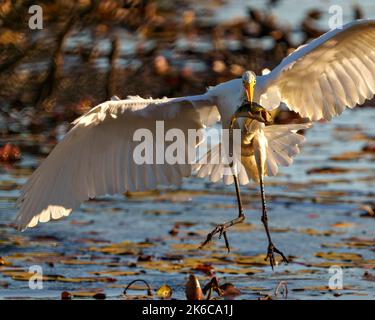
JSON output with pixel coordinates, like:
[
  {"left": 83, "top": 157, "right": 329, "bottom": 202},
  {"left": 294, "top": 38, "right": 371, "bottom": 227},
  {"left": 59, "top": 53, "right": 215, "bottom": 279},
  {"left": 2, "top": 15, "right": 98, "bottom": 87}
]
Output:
[{"left": 15, "top": 94, "right": 220, "bottom": 230}]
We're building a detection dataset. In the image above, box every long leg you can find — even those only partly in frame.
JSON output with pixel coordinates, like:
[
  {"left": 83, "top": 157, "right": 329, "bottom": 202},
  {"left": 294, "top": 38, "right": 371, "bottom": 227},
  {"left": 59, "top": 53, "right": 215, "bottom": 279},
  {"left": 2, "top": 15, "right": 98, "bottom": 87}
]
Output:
[
  {"left": 200, "top": 163, "right": 245, "bottom": 252},
  {"left": 200, "top": 121, "right": 245, "bottom": 252},
  {"left": 259, "top": 176, "right": 288, "bottom": 269}
]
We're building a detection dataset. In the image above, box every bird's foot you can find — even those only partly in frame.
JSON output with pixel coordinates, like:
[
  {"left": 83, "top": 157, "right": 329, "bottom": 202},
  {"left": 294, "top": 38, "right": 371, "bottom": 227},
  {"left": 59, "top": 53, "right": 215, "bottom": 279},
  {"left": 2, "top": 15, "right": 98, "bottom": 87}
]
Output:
[
  {"left": 199, "top": 224, "right": 231, "bottom": 253},
  {"left": 265, "top": 242, "right": 288, "bottom": 270},
  {"left": 200, "top": 212, "right": 245, "bottom": 253}
]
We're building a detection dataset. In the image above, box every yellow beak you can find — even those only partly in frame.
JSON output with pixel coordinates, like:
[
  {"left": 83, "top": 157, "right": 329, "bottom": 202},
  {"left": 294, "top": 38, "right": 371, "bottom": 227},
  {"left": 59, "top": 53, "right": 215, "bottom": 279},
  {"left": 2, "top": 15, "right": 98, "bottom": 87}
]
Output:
[{"left": 245, "top": 82, "right": 254, "bottom": 105}]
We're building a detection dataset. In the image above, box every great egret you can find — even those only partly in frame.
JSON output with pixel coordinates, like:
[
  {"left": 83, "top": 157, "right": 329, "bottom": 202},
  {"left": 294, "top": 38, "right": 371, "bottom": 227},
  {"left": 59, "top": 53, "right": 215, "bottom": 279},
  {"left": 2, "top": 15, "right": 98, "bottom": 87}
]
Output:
[{"left": 15, "top": 19, "right": 375, "bottom": 268}]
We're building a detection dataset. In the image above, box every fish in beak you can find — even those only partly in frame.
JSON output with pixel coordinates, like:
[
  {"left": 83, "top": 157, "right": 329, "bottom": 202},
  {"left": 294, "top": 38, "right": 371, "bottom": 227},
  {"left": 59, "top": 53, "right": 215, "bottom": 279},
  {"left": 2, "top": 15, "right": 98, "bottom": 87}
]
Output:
[{"left": 233, "top": 102, "right": 273, "bottom": 125}]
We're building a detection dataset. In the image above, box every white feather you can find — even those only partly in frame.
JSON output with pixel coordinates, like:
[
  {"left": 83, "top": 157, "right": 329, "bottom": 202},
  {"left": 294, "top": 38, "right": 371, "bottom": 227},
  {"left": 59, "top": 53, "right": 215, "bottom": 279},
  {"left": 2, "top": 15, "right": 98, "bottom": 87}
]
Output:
[
  {"left": 15, "top": 95, "right": 218, "bottom": 230},
  {"left": 258, "top": 19, "right": 375, "bottom": 121}
]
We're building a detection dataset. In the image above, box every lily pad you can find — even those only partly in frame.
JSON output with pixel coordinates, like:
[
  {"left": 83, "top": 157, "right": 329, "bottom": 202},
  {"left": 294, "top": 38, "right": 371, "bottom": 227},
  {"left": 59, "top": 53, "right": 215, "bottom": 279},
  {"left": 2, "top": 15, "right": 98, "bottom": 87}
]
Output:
[{"left": 315, "top": 251, "right": 363, "bottom": 262}]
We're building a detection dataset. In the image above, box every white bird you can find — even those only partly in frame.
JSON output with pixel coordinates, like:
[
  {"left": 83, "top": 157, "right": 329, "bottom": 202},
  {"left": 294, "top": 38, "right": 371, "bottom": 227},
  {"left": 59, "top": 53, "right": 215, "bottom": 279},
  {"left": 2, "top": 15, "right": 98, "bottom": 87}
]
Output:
[{"left": 15, "top": 19, "right": 375, "bottom": 267}]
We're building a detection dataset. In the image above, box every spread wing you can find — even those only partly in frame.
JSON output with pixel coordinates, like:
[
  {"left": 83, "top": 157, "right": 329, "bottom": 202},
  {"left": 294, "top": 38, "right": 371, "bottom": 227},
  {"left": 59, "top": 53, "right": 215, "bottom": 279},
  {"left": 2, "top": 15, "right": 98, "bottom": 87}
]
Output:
[
  {"left": 15, "top": 94, "right": 220, "bottom": 230},
  {"left": 263, "top": 123, "right": 311, "bottom": 176},
  {"left": 259, "top": 19, "right": 375, "bottom": 121}
]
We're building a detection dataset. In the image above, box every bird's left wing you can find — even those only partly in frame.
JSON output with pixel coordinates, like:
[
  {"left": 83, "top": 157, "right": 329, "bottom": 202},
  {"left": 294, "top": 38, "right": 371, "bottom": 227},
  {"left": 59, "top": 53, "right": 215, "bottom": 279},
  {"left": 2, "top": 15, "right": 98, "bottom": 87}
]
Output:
[
  {"left": 263, "top": 123, "right": 311, "bottom": 176},
  {"left": 258, "top": 19, "right": 375, "bottom": 121},
  {"left": 15, "top": 94, "right": 219, "bottom": 230}
]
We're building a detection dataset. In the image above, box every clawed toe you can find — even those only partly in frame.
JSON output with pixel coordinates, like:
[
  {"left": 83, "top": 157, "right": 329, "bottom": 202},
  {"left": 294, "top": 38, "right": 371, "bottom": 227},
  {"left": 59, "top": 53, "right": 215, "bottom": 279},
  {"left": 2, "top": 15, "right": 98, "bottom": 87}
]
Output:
[
  {"left": 265, "top": 243, "right": 288, "bottom": 270},
  {"left": 199, "top": 224, "right": 231, "bottom": 253}
]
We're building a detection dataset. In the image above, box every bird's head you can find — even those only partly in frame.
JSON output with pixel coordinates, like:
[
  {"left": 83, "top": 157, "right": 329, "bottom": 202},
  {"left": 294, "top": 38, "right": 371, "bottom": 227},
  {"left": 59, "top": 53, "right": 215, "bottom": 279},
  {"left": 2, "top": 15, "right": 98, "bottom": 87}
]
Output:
[
  {"left": 234, "top": 102, "right": 273, "bottom": 125},
  {"left": 242, "top": 70, "right": 256, "bottom": 105}
]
